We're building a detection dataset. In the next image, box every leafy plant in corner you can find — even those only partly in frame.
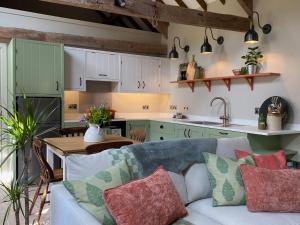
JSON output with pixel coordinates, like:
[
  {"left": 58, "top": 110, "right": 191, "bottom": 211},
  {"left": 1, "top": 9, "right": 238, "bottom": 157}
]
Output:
[
  {"left": 0, "top": 95, "right": 57, "bottom": 225},
  {"left": 241, "top": 46, "right": 263, "bottom": 66}
]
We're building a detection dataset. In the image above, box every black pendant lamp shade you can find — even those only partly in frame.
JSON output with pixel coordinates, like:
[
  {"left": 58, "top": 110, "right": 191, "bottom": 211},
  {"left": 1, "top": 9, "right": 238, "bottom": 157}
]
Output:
[
  {"left": 201, "top": 37, "right": 212, "bottom": 54},
  {"left": 168, "top": 37, "right": 189, "bottom": 59},
  {"left": 201, "top": 27, "right": 224, "bottom": 55},
  {"left": 244, "top": 11, "right": 272, "bottom": 44},
  {"left": 115, "top": 0, "right": 126, "bottom": 7}
]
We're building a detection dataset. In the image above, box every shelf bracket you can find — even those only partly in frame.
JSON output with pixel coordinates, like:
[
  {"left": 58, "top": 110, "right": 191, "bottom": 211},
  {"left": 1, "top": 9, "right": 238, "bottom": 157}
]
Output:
[
  {"left": 203, "top": 80, "right": 212, "bottom": 92},
  {"left": 222, "top": 79, "right": 231, "bottom": 91},
  {"left": 186, "top": 82, "right": 195, "bottom": 92},
  {"left": 245, "top": 77, "right": 254, "bottom": 91}
]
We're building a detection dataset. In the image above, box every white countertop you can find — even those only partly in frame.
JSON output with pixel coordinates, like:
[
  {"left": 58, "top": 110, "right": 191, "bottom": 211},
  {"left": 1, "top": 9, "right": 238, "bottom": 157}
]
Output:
[{"left": 64, "top": 113, "right": 300, "bottom": 136}]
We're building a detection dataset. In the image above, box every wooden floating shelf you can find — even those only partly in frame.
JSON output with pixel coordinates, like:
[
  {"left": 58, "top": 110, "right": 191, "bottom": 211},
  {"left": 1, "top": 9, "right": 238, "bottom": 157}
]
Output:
[{"left": 170, "top": 73, "right": 280, "bottom": 92}]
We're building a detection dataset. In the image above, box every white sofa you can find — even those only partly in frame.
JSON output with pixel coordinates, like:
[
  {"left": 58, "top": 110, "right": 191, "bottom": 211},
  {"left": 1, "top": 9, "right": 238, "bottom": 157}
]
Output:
[{"left": 51, "top": 138, "right": 300, "bottom": 225}]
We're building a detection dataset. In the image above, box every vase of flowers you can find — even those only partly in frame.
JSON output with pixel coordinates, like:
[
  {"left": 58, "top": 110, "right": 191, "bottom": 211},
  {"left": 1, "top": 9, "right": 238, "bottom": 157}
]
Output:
[
  {"left": 83, "top": 106, "right": 111, "bottom": 143},
  {"left": 241, "top": 46, "right": 263, "bottom": 74}
]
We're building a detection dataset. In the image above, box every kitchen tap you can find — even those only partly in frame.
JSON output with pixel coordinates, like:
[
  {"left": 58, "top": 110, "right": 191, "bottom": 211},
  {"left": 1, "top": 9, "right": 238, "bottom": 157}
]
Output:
[{"left": 210, "top": 97, "right": 229, "bottom": 127}]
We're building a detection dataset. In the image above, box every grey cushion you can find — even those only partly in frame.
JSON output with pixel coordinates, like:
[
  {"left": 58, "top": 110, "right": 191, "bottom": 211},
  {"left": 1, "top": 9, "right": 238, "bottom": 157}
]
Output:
[
  {"left": 184, "top": 163, "right": 211, "bottom": 203},
  {"left": 216, "top": 137, "right": 252, "bottom": 159},
  {"left": 184, "top": 208, "right": 222, "bottom": 225},
  {"left": 168, "top": 171, "right": 188, "bottom": 205}
]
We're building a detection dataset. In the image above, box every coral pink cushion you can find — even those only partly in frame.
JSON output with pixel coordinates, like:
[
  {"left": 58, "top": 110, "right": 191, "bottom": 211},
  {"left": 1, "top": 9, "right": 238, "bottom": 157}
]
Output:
[
  {"left": 240, "top": 165, "right": 300, "bottom": 212},
  {"left": 103, "top": 166, "right": 187, "bottom": 225},
  {"left": 235, "top": 150, "right": 287, "bottom": 170}
]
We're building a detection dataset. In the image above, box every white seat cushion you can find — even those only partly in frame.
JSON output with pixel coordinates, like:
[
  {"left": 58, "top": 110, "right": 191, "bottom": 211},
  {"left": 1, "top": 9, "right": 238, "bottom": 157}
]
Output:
[
  {"left": 184, "top": 208, "right": 223, "bottom": 225},
  {"left": 188, "top": 198, "right": 300, "bottom": 225},
  {"left": 216, "top": 137, "right": 252, "bottom": 159}
]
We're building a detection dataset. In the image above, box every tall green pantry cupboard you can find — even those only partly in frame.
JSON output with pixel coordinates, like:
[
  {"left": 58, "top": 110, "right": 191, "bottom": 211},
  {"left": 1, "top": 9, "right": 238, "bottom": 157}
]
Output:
[{"left": 3, "top": 38, "right": 64, "bottom": 181}]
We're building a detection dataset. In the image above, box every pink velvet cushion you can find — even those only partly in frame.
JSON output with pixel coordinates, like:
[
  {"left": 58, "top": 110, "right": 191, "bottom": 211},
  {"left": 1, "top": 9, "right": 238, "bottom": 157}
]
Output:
[
  {"left": 240, "top": 164, "right": 300, "bottom": 212},
  {"left": 103, "top": 166, "right": 187, "bottom": 225},
  {"left": 235, "top": 150, "right": 287, "bottom": 170}
]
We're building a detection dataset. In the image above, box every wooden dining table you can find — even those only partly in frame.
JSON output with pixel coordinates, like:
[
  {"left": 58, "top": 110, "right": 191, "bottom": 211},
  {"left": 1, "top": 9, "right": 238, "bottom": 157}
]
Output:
[{"left": 44, "top": 135, "right": 136, "bottom": 180}]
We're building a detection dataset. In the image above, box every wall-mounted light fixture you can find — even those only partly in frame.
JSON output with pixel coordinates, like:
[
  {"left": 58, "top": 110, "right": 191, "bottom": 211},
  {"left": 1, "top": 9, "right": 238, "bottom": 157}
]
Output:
[
  {"left": 169, "top": 36, "right": 190, "bottom": 60},
  {"left": 201, "top": 27, "right": 224, "bottom": 55},
  {"left": 244, "top": 11, "right": 272, "bottom": 44},
  {"left": 114, "top": 0, "right": 126, "bottom": 7}
]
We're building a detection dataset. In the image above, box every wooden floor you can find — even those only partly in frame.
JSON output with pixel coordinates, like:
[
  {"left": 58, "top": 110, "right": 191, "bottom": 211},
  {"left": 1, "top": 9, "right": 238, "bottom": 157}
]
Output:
[{"left": 0, "top": 185, "right": 51, "bottom": 225}]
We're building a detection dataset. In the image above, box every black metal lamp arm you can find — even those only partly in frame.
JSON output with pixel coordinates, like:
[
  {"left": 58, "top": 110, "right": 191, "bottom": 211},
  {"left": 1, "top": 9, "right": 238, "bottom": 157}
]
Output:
[
  {"left": 250, "top": 11, "right": 272, "bottom": 34},
  {"left": 205, "top": 27, "right": 224, "bottom": 45},
  {"left": 173, "top": 36, "right": 190, "bottom": 53}
]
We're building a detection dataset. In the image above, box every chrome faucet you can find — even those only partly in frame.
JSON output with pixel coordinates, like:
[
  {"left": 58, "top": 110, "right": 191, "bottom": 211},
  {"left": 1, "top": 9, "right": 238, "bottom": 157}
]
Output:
[{"left": 210, "top": 97, "right": 229, "bottom": 127}]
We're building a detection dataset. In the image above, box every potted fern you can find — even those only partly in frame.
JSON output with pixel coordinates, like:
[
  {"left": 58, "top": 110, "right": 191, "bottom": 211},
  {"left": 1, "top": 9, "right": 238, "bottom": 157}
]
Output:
[{"left": 241, "top": 46, "right": 263, "bottom": 74}]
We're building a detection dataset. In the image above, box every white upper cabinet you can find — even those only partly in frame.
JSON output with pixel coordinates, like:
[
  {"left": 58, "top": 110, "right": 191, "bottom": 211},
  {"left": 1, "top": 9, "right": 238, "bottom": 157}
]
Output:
[
  {"left": 160, "top": 58, "right": 171, "bottom": 94},
  {"left": 120, "top": 54, "right": 142, "bottom": 92},
  {"left": 85, "top": 50, "right": 119, "bottom": 81},
  {"left": 141, "top": 56, "right": 160, "bottom": 93},
  {"left": 64, "top": 47, "right": 85, "bottom": 91}
]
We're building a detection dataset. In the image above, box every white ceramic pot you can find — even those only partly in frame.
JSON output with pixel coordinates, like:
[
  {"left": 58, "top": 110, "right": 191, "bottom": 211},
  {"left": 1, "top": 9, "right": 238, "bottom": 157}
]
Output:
[{"left": 84, "top": 124, "right": 105, "bottom": 143}]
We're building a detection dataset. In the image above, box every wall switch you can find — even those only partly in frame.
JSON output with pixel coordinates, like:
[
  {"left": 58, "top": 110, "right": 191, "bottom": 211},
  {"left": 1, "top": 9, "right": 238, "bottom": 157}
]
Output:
[
  {"left": 68, "top": 104, "right": 78, "bottom": 110},
  {"left": 142, "top": 105, "right": 150, "bottom": 110},
  {"left": 169, "top": 105, "right": 177, "bottom": 110},
  {"left": 183, "top": 106, "right": 189, "bottom": 111},
  {"left": 255, "top": 107, "right": 260, "bottom": 114}
]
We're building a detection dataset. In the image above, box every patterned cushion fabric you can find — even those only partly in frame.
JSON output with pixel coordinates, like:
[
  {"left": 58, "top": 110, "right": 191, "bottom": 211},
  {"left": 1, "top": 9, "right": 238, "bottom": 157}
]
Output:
[
  {"left": 103, "top": 166, "right": 187, "bottom": 225},
  {"left": 203, "top": 152, "right": 255, "bottom": 207},
  {"left": 63, "top": 160, "right": 132, "bottom": 225},
  {"left": 235, "top": 150, "right": 287, "bottom": 170},
  {"left": 240, "top": 165, "right": 300, "bottom": 212}
]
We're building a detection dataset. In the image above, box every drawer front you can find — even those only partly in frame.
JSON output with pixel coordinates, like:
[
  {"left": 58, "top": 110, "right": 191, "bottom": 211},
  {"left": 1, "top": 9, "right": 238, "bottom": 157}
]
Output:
[
  {"left": 150, "top": 132, "right": 175, "bottom": 141},
  {"left": 150, "top": 121, "right": 175, "bottom": 134},
  {"left": 208, "top": 128, "right": 246, "bottom": 138}
]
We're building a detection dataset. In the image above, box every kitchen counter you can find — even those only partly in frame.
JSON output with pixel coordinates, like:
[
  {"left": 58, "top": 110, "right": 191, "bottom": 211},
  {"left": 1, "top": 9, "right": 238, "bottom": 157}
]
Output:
[{"left": 64, "top": 113, "right": 300, "bottom": 136}]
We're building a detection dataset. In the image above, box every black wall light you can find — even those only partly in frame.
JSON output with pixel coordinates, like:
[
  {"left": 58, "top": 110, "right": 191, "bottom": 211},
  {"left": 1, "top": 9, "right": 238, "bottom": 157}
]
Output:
[
  {"left": 115, "top": 0, "right": 126, "bottom": 7},
  {"left": 169, "top": 36, "right": 190, "bottom": 60},
  {"left": 201, "top": 27, "right": 224, "bottom": 55},
  {"left": 245, "top": 11, "right": 272, "bottom": 44}
]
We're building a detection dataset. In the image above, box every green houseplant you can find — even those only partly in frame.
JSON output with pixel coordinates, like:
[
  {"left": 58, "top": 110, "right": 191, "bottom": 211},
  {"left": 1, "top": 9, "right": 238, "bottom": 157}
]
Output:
[
  {"left": 83, "top": 106, "right": 111, "bottom": 143},
  {"left": 0, "top": 95, "right": 57, "bottom": 225},
  {"left": 241, "top": 46, "right": 263, "bottom": 74}
]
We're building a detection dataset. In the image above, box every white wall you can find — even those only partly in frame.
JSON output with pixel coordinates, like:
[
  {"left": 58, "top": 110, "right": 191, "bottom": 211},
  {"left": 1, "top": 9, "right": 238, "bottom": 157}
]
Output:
[{"left": 167, "top": 0, "right": 300, "bottom": 125}]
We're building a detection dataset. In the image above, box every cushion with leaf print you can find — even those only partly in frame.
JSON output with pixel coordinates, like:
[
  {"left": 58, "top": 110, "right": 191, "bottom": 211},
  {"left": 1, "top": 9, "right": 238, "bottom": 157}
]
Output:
[
  {"left": 63, "top": 160, "right": 131, "bottom": 225},
  {"left": 203, "top": 152, "right": 255, "bottom": 207}
]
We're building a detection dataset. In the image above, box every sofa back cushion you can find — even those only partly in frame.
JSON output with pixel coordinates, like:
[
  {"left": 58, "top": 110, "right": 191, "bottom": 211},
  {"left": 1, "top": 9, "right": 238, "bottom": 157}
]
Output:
[
  {"left": 63, "top": 160, "right": 131, "bottom": 225},
  {"left": 104, "top": 166, "right": 187, "bottom": 225},
  {"left": 240, "top": 165, "right": 300, "bottom": 212},
  {"left": 184, "top": 163, "right": 212, "bottom": 203},
  {"left": 168, "top": 172, "right": 188, "bottom": 205},
  {"left": 216, "top": 137, "right": 252, "bottom": 159}
]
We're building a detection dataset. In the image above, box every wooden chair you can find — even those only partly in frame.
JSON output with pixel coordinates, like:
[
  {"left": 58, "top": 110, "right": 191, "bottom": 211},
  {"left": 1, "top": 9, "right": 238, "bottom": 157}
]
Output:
[
  {"left": 129, "top": 128, "right": 146, "bottom": 142},
  {"left": 60, "top": 127, "right": 87, "bottom": 137},
  {"left": 30, "top": 139, "right": 63, "bottom": 223},
  {"left": 85, "top": 141, "right": 133, "bottom": 154}
]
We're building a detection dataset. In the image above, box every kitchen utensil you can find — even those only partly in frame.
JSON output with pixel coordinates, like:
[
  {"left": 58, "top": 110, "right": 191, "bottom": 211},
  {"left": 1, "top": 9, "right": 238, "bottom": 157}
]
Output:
[{"left": 186, "top": 55, "right": 197, "bottom": 80}]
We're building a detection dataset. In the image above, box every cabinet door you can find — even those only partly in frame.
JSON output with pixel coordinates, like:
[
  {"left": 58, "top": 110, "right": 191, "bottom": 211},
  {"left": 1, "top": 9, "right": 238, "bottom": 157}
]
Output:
[
  {"left": 189, "top": 126, "right": 203, "bottom": 138},
  {"left": 64, "top": 47, "right": 85, "bottom": 91},
  {"left": 120, "top": 54, "right": 142, "bottom": 92},
  {"left": 15, "top": 39, "right": 63, "bottom": 95},
  {"left": 126, "top": 120, "right": 150, "bottom": 141},
  {"left": 85, "top": 51, "right": 109, "bottom": 80},
  {"left": 141, "top": 57, "right": 160, "bottom": 93},
  {"left": 175, "top": 125, "right": 189, "bottom": 139},
  {"left": 160, "top": 58, "right": 171, "bottom": 93},
  {"left": 108, "top": 53, "right": 120, "bottom": 81}
]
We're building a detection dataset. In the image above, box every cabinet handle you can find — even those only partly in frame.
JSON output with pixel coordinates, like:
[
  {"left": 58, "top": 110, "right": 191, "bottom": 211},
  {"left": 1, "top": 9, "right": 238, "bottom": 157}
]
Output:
[
  {"left": 184, "top": 129, "right": 187, "bottom": 138},
  {"left": 98, "top": 74, "right": 108, "bottom": 77},
  {"left": 188, "top": 129, "right": 191, "bottom": 138},
  {"left": 142, "top": 81, "right": 145, "bottom": 89},
  {"left": 160, "top": 125, "right": 164, "bottom": 129},
  {"left": 137, "top": 81, "right": 141, "bottom": 89},
  {"left": 56, "top": 81, "right": 59, "bottom": 91},
  {"left": 160, "top": 137, "right": 164, "bottom": 140},
  {"left": 219, "top": 131, "right": 229, "bottom": 135},
  {"left": 80, "top": 77, "right": 82, "bottom": 86}
]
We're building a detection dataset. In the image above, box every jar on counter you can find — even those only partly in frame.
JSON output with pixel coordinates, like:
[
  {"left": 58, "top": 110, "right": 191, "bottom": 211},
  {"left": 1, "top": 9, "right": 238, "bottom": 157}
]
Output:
[{"left": 267, "top": 112, "right": 282, "bottom": 130}]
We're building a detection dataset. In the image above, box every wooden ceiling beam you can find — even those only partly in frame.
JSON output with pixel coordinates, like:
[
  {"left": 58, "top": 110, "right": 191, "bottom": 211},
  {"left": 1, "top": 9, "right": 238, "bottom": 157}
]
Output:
[
  {"left": 237, "top": 0, "right": 253, "bottom": 16},
  {"left": 40, "top": 0, "right": 250, "bottom": 32},
  {"left": 0, "top": 26, "right": 167, "bottom": 56},
  {"left": 219, "top": 0, "right": 226, "bottom": 5},
  {"left": 175, "top": 0, "right": 187, "bottom": 8},
  {"left": 195, "top": 0, "right": 207, "bottom": 11}
]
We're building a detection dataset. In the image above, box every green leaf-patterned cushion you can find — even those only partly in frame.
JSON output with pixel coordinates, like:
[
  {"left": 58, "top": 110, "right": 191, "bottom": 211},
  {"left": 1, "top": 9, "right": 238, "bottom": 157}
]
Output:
[
  {"left": 203, "top": 152, "right": 255, "bottom": 206},
  {"left": 63, "top": 160, "right": 131, "bottom": 225}
]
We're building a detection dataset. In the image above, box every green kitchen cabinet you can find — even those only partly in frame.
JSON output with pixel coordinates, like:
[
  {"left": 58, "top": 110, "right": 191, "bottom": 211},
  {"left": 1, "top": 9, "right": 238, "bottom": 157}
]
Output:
[
  {"left": 206, "top": 128, "right": 247, "bottom": 139},
  {"left": 10, "top": 38, "right": 64, "bottom": 96},
  {"left": 175, "top": 124, "right": 204, "bottom": 139},
  {"left": 126, "top": 120, "right": 150, "bottom": 141},
  {"left": 149, "top": 121, "right": 175, "bottom": 141}
]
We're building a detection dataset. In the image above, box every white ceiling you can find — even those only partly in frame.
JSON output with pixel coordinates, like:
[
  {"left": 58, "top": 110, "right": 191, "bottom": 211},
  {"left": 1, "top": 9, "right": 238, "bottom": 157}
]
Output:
[{"left": 161, "top": 0, "right": 217, "bottom": 10}]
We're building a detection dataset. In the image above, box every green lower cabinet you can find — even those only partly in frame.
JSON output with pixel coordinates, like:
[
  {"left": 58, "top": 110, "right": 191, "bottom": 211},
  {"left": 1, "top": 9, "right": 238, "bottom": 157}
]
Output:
[
  {"left": 207, "top": 128, "right": 247, "bottom": 139},
  {"left": 64, "top": 121, "right": 87, "bottom": 128},
  {"left": 175, "top": 125, "right": 204, "bottom": 139},
  {"left": 126, "top": 120, "right": 150, "bottom": 141},
  {"left": 247, "top": 134, "right": 281, "bottom": 152},
  {"left": 149, "top": 121, "right": 175, "bottom": 141}
]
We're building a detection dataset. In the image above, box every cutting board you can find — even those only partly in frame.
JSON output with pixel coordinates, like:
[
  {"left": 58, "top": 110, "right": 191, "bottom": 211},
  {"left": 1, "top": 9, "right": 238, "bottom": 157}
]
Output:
[{"left": 186, "top": 55, "right": 197, "bottom": 80}]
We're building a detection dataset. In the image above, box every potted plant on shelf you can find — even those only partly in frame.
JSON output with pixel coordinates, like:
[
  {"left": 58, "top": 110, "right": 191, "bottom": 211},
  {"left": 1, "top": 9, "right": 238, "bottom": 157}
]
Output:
[
  {"left": 241, "top": 46, "right": 263, "bottom": 74},
  {"left": 83, "top": 106, "right": 111, "bottom": 143}
]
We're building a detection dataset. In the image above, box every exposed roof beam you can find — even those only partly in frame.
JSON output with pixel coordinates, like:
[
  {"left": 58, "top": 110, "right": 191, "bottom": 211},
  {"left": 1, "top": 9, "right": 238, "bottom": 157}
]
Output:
[
  {"left": 195, "top": 0, "right": 208, "bottom": 11},
  {"left": 237, "top": 0, "right": 253, "bottom": 16},
  {"left": 141, "top": 18, "right": 158, "bottom": 32},
  {"left": 219, "top": 0, "right": 226, "bottom": 5},
  {"left": 0, "top": 26, "right": 167, "bottom": 56},
  {"left": 40, "top": 0, "right": 250, "bottom": 32},
  {"left": 175, "top": 0, "right": 187, "bottom": 8},
  {"left": 125, "top": 16, "right": 143, "bottom": 30}
]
